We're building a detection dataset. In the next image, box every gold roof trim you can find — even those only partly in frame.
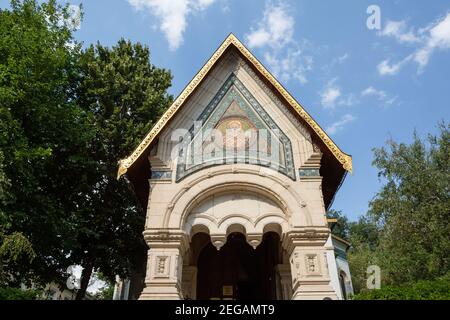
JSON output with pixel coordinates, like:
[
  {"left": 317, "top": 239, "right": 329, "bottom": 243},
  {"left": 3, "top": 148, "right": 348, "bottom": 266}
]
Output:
[{"left": 117, "top": 34, "right": 352, "bottom": 178}]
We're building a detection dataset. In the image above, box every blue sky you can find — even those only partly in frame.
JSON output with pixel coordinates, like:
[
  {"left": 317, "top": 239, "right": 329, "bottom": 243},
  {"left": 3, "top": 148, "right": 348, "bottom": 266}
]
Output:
[{"left": 6, "top": 0, "right": 450, "bottom": 221}]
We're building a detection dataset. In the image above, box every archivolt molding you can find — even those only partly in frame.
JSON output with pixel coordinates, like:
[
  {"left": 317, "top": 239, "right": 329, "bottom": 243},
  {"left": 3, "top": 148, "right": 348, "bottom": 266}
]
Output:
[
  {"left": 117, "top": 34, "right": 352, "bottom": 179},
  {"left": 162, "top": 165, "right": 312, "bottom": 229}
]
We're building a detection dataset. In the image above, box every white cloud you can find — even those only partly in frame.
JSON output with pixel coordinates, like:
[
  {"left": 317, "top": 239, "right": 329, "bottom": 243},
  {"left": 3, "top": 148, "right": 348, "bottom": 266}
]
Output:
[
  {"left": 377, "top": 13, "right": 450, "bottom": 75},
  {"left": 337, "top": 53, "right": 349, "bottom": 63},
  {"left": 221, "top": 2, "right": 231, "bottom": 14},
  {"left": 244, "top": 2, "right": 313, "bottom": 85},
  {"left": 247, "top": 29, "right": 271, "bottom": 48},
  {"left": 377, "top": 55, "right": 412, "bottom": 75},
  {"left": 338, "top": 93, "right": 358, "bottom": 107},
  {"left": 264, "top": 45, "right": 313, "bottom": 84},
  {"left": 127, "top": 0, "right": 216, "bottom": 51},
  {"left": 321, "top": 87, "right": 341, "bottom": 109},
  {"left": 384, "top": 96, "right": 399, "bottom": 105},
  {"left": 52, "top": 3, "right": 82, "bottom": 30},
  {"left": 414, "top": 13, "right": 450, "bottom": 71},
  {"left": 361, "top": 86, "right": 399, "bottom": 106},
  {"left": 195, "top": 0, "right": 216, "bottom": 10},
  {"left": 320, "top": 79, "right": 357, "bottom": 109},
  {"left": 321, "top": 53, "right": 350, "bottom": 74},
  {"left": 67, "top": 4, "right": 82, "bottom": 30},
  {"left": 377, "top": 60, "right": 399, "bottom": 75},
  {"left": 378, "top": 20, "right": 420, "bottom": 43},
  {"left": 361, "top": 86, "right": 386, "bottom": 99},
  {"left": 326, "top": 114, "right": 355, "bottom": 135},
  {"left": 245, "top": 2, "right": 294, "bottom": 49}
]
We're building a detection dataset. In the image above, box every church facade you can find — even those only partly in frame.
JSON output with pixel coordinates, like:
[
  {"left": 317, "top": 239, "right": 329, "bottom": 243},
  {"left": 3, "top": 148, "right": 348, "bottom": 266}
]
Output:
[{"left": 117, "top": 34, "right": 354, "bottom": 300}]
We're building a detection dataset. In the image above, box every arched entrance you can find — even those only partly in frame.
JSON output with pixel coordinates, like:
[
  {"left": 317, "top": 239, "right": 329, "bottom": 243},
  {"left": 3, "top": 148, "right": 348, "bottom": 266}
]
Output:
[{"left": 195, "top": 232, "right": 281, "bottom": 300}]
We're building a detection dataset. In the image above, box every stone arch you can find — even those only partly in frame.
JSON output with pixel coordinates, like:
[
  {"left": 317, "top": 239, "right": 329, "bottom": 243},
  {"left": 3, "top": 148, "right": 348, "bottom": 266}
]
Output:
[
  {"left": 255, "top": 215, "right": 289, "bottom": 235},
  {"left": 183, "top": 214, "right": 215, "bottom": 238},
  {"left": 218, "top": 216, "right": 253, "bottom": 235},
  {"left": 164, "top": 165, "right": 312, "bottom": 229}
]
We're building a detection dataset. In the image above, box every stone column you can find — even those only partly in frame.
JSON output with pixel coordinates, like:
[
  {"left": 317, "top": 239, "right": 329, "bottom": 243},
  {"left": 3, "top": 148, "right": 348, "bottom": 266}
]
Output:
[
  {"left": 139, "top": 230, "right": 188, "bottom": 300},
  {"left": 275, "top": 264, "right": 293, "bottom": 300},
  {"left": 182, "top": 266, "right": 198, "bottom": 300},
  {"left": 282, "top": 228, "right": 338, "bottom": 300}
]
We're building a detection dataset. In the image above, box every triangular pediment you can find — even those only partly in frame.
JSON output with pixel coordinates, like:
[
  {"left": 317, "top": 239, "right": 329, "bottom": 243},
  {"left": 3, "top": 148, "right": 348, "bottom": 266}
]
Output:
[
  {"left": 118, "top": 34, "right": 352, "bottom": 180},
  {"left": 177, "top": 73, "right": 295, "bottom": 181}
]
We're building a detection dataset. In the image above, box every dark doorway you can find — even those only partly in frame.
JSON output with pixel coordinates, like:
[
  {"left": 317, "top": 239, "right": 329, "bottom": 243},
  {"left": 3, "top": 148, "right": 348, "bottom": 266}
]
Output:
[{"left": 196, "top": 232, "right": 280, "bottom": 300}]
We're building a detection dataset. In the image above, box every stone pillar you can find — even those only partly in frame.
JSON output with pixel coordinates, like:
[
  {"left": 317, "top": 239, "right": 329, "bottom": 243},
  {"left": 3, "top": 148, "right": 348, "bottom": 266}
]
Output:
[
  {"left": 275, "top": 264, "right": 293, "bottom": 300},
  {"left": 282, "top": 228, "right": 338, "bottom": 300},
  {"left": 182, "top": 266, "right": 198, "bottom": 300},
  {"left": 139, "top": 230, "right": 188, "bottom": 300}
]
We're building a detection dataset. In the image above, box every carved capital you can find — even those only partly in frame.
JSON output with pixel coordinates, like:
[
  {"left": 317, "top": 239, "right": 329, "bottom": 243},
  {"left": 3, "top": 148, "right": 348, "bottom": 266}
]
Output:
[
  {"left": 282, "top": 227, "right": 330, "bottom": 254},
  {"left": 143, "top": 229, "right": 189, "bottom": 253}
]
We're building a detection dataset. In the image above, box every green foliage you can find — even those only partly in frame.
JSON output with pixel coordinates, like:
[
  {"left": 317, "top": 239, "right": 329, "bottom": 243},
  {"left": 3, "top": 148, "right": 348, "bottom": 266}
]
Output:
[
  {"left": 347, "top": 122, "right": 450, "bottom": 294},
  {"left": 0, "top": 0, "right": 172, "bottom": 297},
  {"left": 327, "top": 209, "right": 350, "bottom": 240},
  {"left": 94, "top": 282, "right": 115, "bottom": 300},
  {"left": 0, "top": 230, "right": 36, "bottom": 285},
  {"left": 69, "top": 39, "right": 172, "bottom": 299},
  {"left": 0, "top": 152, "right": 9, "bottom": 207},
  {"left": 346, "top": 216, "right": 380, "bottom": 293},
  {"left": 0, "top": 287, "right": 41, "bottom": 300},
  {"left": 77, "top": 39, "right": 173, "bottom": 160},
  {"left": 369, "top": 122, "right": 450, "bottom": 285},
  {"left": 353, "top": 274, "right": 450, "bottom": 300},
  {"left": 0, "top": 232, "right": 36, "bottom": 263},
  {"left": 0, "top": 0, "right": 87, "bottom": 287}
]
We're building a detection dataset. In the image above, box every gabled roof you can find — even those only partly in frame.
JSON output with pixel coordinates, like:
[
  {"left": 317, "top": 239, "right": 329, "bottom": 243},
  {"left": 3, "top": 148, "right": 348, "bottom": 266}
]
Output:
[{"left": 117, "top": 33, "right": 352, "bottom": 180}]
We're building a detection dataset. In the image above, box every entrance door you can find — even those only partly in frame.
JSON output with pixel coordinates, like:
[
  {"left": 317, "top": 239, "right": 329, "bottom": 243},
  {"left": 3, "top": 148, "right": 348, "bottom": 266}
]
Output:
[{"left": 196, "top": 232, "right": 280, "bottom": 300}]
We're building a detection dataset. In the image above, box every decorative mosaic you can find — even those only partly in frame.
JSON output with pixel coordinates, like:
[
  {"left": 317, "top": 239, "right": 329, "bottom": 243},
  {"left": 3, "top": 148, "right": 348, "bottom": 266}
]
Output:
[
  {"left": 150, "top": 170, "right": 172, "bottom": 180},
  {"left": 176, "top": 73, "right": 296, "bottom": 181},
  {"left": 237, "top": 57, "right": 320, "bottom": 150},
  {"left": 299, "top": 168, "right": 320, "bottom": 177}
]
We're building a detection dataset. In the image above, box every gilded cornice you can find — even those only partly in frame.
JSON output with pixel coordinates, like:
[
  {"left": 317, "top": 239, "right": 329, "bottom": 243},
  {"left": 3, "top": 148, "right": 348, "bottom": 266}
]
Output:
[{"left": 117, "top": 34, "right": 352, "bottom": 178}]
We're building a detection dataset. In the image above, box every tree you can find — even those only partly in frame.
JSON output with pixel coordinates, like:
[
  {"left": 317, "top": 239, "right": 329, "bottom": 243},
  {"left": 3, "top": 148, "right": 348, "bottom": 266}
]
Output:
[
  {"left": 327, "top": 209, "right": 381, "bottom": 293},
  {"left": 346, "top": 122, "right": 450, "bottom": 294},
  {"left": 369, "top": 122, "right": 449, "bottom": 285},
  {"left": 353, "top": 273, "right": 450, "bottom": 300},
  {"left": 1, "top": 1, "right": 173, "bottom": 299},
  {"left": 327, "top": 209, "right": 350, "bottom": 240},
  {"left": 71, "top": 40, "right": 173, "bottom": 299},
  {"left": 346, "top": 215, "right": 380, "bottom": 293},
  {"left": 0, "top": 0, "right": 88, "bottom": 287}
]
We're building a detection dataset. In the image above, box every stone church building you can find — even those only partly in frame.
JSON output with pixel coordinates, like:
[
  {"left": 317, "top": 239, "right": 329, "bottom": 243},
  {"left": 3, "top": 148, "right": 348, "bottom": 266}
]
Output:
[{"left": 117, "top": 34, "right": 354, "bottom": 300}]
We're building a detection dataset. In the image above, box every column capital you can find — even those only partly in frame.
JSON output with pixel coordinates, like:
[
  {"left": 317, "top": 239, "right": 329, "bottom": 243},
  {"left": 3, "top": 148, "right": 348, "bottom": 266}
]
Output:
[
  {"left": 282, "top": 227, "right": 330, "bottom": 254},
  {"left": 143, "top": 229, "right": 189, "bottom": 252}
]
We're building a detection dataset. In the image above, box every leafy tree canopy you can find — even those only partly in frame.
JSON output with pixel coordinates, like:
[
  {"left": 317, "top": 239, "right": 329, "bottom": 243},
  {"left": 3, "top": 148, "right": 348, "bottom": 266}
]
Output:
[
  {"left": 346, "top": 122, "right": 449, "bottom": 294},
  {"left": 0, "top": 0, "right": 173, "bottom": 300}
]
